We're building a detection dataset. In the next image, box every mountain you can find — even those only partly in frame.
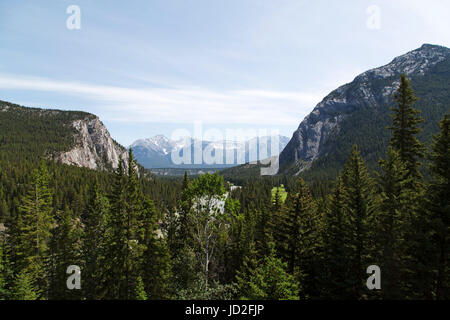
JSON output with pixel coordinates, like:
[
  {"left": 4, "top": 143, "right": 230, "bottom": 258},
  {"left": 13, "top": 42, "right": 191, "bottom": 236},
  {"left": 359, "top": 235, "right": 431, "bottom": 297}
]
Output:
[
  {"left": 130, "top": 135, "right": 290, "bottom": 169},
  {"left": 0, "top": 100, "right": 128, "bottom": 170},
  {"left": 279, "top": 44, "right": 450, "bottom": 178}
]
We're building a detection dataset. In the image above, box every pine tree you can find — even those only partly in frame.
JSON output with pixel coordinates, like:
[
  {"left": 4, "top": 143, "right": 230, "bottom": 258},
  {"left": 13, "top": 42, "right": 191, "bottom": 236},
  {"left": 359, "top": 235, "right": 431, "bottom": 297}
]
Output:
[
  {"left": 389, "top": 74, "right": 425, "bottom": 181},
  {"left": 341, "top": 145, "right": 376, "bottom": 299},
  {"left": 375, "top": 147, "right": 415, "bottom": 299},
  {"left": 14, "top": 160, "right": 55, "bottom": 298},
  {"left": 104, "top": 151, "right": 145, "bottom": 299},
  {"left": 243, "top": 244, "right": 298, "bottom": 300},
  {"left": 82, "top": 179, "right": 109, "bottom": 299},
  {"left": 322, "top": 175, "right": 350, "bottom": 299},
  {"left": 425, "top": 113, "right": 450, "bottom": 299},
  {"left": 272, "top": 187, "right": 282, "bottom": 212},
  {"left": 135, "top": 276, "right": 147, "bottom": 300},
  {"left": 0, "top": 233, "right": 13, "bottom": 299},
  {"left": 277, "top": 178, "right": 321, "bottom": 298},
  {"left": 235, "top": 240, "right": 258, "bottom": 299},
  {"left": 11, "top": 270, "right": 39, "bottom": 300},
  {"left": 141, "top": 197, "right": 172, "bottom": 299},
  {"left": 124, "top": 149, "right": 145, "bottom": 299},
  {"left": 48, "top": 207, "right": 83, "bottom": 300},
  {"left": 103, "top": 155, "right": 128, "bottom": 299}
]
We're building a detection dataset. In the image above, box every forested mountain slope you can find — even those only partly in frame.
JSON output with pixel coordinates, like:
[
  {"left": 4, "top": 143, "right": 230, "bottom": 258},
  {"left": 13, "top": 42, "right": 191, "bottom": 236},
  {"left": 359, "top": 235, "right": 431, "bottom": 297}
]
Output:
[
  {"left": 279, "top": 44, "right": 450, "bottom": 179},
  {"left": 0, "top": 100, "right": 128, "bottom": 170}
]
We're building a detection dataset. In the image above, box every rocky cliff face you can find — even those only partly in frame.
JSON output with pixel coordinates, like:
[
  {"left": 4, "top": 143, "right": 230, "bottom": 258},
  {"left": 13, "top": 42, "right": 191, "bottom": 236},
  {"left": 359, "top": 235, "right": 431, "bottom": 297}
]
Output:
[
  {"left": 56, "top": 116, "right": 128, "bottom": 171},
  {"left": 279, "top": 44, "right": 450, "bottom": 174}
]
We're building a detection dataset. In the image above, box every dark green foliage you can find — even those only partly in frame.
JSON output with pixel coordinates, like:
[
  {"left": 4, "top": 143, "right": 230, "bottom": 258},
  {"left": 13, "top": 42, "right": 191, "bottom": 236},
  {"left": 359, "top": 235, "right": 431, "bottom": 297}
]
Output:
[
  {"left": 299, "top": 65, "right": 450, "bottom": 181},
  {"left": 0, "top": 101, "right": 91, "bottom": 164},
  {"left": 0, "top": 234, "right": 13, "bottom": 299},
  {"left": 13, "top": 161, "right": 55, "bottom": 298},
  {"left": 341, "top": 145, "right": 377, "bottom": 299},
  {"left": 239, "top": 244, "right": 298, "bottom": 300},
  {"left": 11, "top": 270, "right": 39, "bottom": 300},
  {"left": 0, "top": 92, "right": 448, "bottom": 300},
  {"left": 389, "top": 74, "right": 426, "bottom": 181},
  {"left": 374, "top": 147, "right": 415, "bottom": 299},
  {"left": 48, "top": 207, "right": 83, "bottom": 300},
  {"left": 274, "top": 178, "right": 321, "bottom": 298},
  {"left": 424, "top": 114, "right": 450, "bottom": 299},
  {"left": 321, "top": 175, "right": 349, "bottom": 299},
  {"left": 81, "top": 179, "right": 109, "bottom": 299}
]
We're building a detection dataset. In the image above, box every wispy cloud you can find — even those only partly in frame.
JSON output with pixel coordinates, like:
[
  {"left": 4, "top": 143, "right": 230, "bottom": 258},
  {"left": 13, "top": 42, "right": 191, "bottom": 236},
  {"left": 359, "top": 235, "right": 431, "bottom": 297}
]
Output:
[{"left": 0, "top": 73, "right": 322, "bottom": 125}]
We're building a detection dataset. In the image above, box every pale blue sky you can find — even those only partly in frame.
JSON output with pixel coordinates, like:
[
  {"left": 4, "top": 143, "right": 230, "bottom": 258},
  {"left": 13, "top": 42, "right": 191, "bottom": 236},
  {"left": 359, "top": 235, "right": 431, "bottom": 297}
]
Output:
[{"left": 0, "top": 0, "right": 449, "bottom": 145}]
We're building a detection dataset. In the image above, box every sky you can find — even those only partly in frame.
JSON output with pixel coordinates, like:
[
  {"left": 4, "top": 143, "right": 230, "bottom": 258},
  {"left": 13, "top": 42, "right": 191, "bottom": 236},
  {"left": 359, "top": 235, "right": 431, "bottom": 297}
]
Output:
[{"left": 0, "top": 0, "right": 449, "bottom": 146}]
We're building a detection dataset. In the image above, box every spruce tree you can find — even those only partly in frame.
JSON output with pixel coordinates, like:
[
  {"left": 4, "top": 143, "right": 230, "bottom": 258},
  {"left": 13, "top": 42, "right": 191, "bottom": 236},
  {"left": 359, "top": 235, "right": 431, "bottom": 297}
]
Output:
[
  {"left": 135, "top": 276, "right": 147, "bottom": 300},
  {"left": 103, "top": 155, "right": 128, "bottom": 299},
  {"left": 277, "top": 178, "right": 321, "bottom": 298},
  {"left": 141, "top": 197, "right": 172, "bottom": 299},
  {"left": 425, "top": 113, "right": 450, "bottom": 299},
  {"left": 235, "top": 240, "right": 258, "bottom": 299},
  {"left": 322, "top": 175, "right": 350, "bottom": 299},
  {"left": 389, "top": 74, "right": 425, "bottom": 181},
  {"left": 82, "top": 179, "right": 109, "bottom": 299},
  {"left": 11, "top": 270, "right": 39, "bottom": 300},
  {"left": 341, "top": 145, "right": 376, "bottom": 299},
  {"left": 243, "top": 244, "right": 298, "bottom": 300},
  {"left": 14, "top": 160, "right": 55, "bottom": 299},
  {"left": 48, "top": 207, "right": 83, "bottom": 300},
  {"left": 124, "top": 149, "right": 145, "bottom": 299},
  {"left": 375, "top": 147, "right": 415, "bottom": 299},
  {"left": 0, "top": 233, "right": 13, "bottom": 299},
  {"left": 104, "top": 151, "right": 145, "bottom": 299}
]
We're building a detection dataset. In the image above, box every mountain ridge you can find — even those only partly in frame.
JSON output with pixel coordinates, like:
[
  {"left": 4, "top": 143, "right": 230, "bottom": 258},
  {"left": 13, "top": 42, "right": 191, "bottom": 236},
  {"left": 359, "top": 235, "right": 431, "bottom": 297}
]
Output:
[
  {"left": 130, "top": 134, "right": 290, "bottom": 169},
  {"left": 0, "top": 100, "right": 129, "bottom": 171},
  {"left": 279, "top": 43, "right": 450, "bottom": 177}
]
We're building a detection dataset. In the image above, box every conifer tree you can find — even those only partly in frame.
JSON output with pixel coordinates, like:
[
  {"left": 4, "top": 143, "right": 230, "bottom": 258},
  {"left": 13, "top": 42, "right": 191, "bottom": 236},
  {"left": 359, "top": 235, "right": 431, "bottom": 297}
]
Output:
[
  {"left": 82, "top": 179, "right": 109, "bottom": 299},
  {"left": 48, "top": 207, "right": 83, "bottom": 300},
  {"left": 375, "top": 147, "right": 414, "bottom": 299},
  {"left": 425, "top": 113, "right": 450, "bottom": 299},
  {"left": 322, "top": 175, "right": 350, "bottom": 299},
  {"left": 11, "top": 270, "right": 39, "bottom": 300},
  {"left": 243, "top": 244, "right": 298, "bottom": 300},
  {"left": 0, "top": 233, "right": 13, "bottom": 299},
  {"left": 277, "top": 178, "right": 321, "bottom": 298},
  {"left": 14, "top": 160, "right": 55, "bottom": 298},
  {"left": 135, "top": 276, "right": 147, "bottom": 300},
  {"left": 103, "top": 155, "right": 128, "bottom": 299},
  {"left": 235, "top": 240, "right": 258, "bottom": 299},
  {"left": 105, "top": 151, "right": 145, "bottom": 299},
  {"left": 141, "top": 197, "right": 172, "bottom": 299},
  {"left": 389, "top": 74, "right": 425, "bottom": 181},
  {"left": 341, "top": 145, "right": 376, "bottom": 299},
  {"left": 124, "top": 149, "right": 145, "bottom": 298}
]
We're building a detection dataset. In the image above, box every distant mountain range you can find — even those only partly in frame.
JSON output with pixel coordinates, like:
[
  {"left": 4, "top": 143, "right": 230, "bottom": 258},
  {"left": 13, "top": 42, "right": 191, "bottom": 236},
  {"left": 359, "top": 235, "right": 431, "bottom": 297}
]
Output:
[{"left": 130, "top": 135, "right": 290, "bottom": 169}]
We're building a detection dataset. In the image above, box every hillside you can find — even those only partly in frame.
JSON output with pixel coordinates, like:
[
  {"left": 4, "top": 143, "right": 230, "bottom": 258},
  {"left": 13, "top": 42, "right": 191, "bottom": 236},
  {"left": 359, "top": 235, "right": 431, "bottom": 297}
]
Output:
[
  {"left": 280, "top": 44, "right": 450, "bottom": 179},
  {"left": 223, "top": 44, "right": 449, "bottom": 180},
  {"left": 0, "top": 100, "right": 128, "bottom": 170}
]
